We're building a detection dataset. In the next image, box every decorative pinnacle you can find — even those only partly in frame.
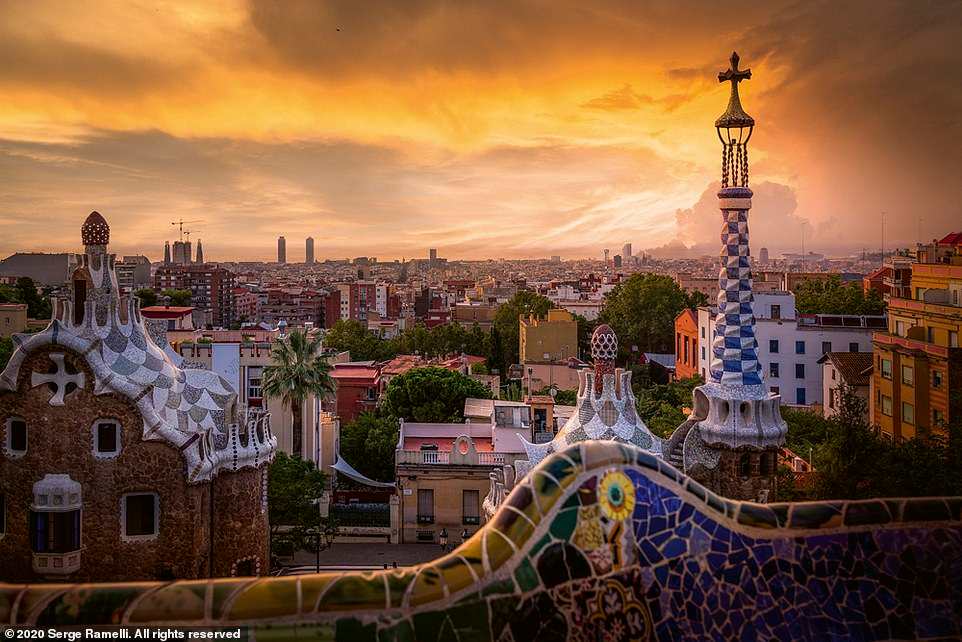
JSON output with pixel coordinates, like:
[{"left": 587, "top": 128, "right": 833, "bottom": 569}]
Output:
[
  {"left": 715, "top": 51, "right": 754, "bottom": 129},
  {"left": 591, "top": 324, "right": 617, "bottom": 395}
]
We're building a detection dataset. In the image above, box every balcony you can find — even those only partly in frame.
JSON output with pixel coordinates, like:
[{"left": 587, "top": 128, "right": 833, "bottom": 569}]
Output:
[
  {"left": 873, "top": 332, "right": 955, "bottom": 359},
  {"left": 33, "top": 550, "right": 81, "bottom": 575},
  {"left": 396, "top": 450, "right": 521, "bottom": 467}
]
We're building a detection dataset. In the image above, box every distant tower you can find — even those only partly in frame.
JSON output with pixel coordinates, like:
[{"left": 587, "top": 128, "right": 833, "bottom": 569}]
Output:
[
  {"left": 163, "top": 241, "right": 171, "bottom": 264},
  {"left": 670, "top": 52, "right": 786, "bottom": 502},
  {"left": 603, "top": 248, "right": 610, "bottom": 265},
  {"left": 758, "top": 247, "right": 769, "bottom": 265},
  {"left": 306, "top": 237, "right": 315, "bottom": 264},
  {"left": 622, "top": 242, "right": 632, "bottom": 262},
  {"left": 613, "top": 254, "right": 622, "bottom": 268},
  {"left": 195, "top": 239, "right": 204, "bottom": 264},
  {"left": 277, "top": 236, "right": 286, "bottom": 264}
]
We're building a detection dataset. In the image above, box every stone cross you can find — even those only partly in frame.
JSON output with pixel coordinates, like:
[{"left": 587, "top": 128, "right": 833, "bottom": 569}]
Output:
[
  {"left": 31, "top": 352, "right": 86, "bottom": 406},
  {"left": 718, "top": 51, "right": 751, "bottom": 87}
]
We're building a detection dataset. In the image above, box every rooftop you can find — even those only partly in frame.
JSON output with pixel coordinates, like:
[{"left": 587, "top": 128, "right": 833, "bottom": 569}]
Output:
[{"left": 817, "top": 351, "right": 873, "bottom": 387}]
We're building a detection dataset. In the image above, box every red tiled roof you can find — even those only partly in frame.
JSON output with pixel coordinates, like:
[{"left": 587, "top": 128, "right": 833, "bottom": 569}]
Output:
[{"left": 937, "top": 232, "right": 962, "bottom": 246}]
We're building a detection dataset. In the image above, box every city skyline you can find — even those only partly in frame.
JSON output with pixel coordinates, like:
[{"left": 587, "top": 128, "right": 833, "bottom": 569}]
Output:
[{"left": 1, "top": 1, "right": 960, "bottom": 261}]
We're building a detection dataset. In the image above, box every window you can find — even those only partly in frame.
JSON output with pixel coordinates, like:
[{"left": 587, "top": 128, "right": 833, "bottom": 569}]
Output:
[
  {"left": 881, "top": 395, "right": 893, "bottom": 416},
  {"left": 795, "top": 363, "right": 805, "bottom": 379},
  {"left": 828, "top": 389, "right": 836, "bottom": 410},
  {"left": 366, "top": 387, "right": 377, "bottom": 400},
  {"left": 770, "top": 386, "right": 780, "bottom": 395},
  {"left": 0, "top": 493, "right": 4, "bottom": 536},
  {"left": 796, "top": 388, "right": 806, "bottom": 405},
  {"left": 462, "top": 490, "right": 480, "bottom": 525},
  {"left": 895, "top": 321, "right": 906, "bottom": 337},
  {"left": 122, "top": 493, "right": 159, "bottom": 539},
  {"left": 30, "top": 511, "right": 81, "bottom": 553},
  {"left": 933, "top": 370, "right": 943, "bottom": 388},
  {"left": 93, "top": 420, "right": 120, "bottom": 457},
  {"left": 247, "top": 367, "right": 263, "bottom": 399},
  {"left": 795, "top": 341, "right": 805, "bottom": 355},
  {"left": 5, "top": 417, "right": 26, "bottom": 456},
  {"left": 769, "top": 362, "right": 779, "bottom": 378},
  {"left": 683, "top": 336, "right": 689, "bottom": 364},
  {"left": 933, "top": 409, "right": 945, "bottom": 427},
  {"left": 950, "top": 331, "right": 959, "bottom": 348},
  {"left": 760, "top": 453, "right": 776, "bottom": 476},
  {"left": 701, "top": 326, "right": 705, "bottom": 339},
  {"left": 739, "top": 454, "right": 751, "bottom": 478},
  {"left": 701, "top": 346, "right": 706, "bottom": 360},
  {"left": 769, "top": 339, "right": 779, "bottom": 354},
  {"left": 849, "top": 342, "right": 859, "bottom": 353},
  {"left": 901, "top": 365, "right": 914, "bottom": 386},
  {"left": 771, "top": 304, "right": 781, "bottom": 319},
  {"left": 417, "top": 489, "right": 434, "bottom": 524},
  {"left": 902, "top": 402, "right": 915, "bottom": 425},
  {"left": 831, "top": 368, "right": 837, "bottom": 381},
  {"left": 821, "top": 341, "right": 832, "bottom": 355},
  {"left": 880, "top": 359, "right": 892, "bottom": 379}
]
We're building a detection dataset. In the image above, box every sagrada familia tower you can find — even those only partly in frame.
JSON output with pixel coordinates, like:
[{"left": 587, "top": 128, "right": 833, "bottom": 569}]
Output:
[{"left": 486, "top": 53, "right": 787, "bottom": 517}]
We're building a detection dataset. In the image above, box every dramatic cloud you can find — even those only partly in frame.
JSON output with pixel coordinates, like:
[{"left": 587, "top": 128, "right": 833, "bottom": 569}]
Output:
[{"left": 0, "top": 0, "right": 959, "bottom": 259}]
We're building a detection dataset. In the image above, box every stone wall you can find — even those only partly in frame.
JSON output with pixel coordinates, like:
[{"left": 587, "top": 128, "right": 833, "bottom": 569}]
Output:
[
  {"left": 4, "top": 441, "right": 959, "bottom": 640},
  {"left": 212, "top": 466, "right": 269, "bottom": 577}
]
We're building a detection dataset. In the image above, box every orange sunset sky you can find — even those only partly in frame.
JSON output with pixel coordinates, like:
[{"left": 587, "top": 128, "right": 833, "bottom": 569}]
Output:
[{"left": 1, "top": 1, "right": 960, "bottom": 261}]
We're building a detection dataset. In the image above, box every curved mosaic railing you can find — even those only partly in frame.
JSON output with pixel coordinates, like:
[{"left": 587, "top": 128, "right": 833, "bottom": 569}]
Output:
[{"left": 2, "top": 442, "right": 961, "bottom": 640}]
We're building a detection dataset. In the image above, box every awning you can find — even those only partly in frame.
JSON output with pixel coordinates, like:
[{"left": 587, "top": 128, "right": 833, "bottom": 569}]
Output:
[{"left": 332, "top": 456, "right": 396, "bottom": 489}]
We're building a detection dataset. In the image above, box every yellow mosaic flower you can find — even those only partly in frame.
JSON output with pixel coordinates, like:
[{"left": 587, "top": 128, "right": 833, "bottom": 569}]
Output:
[{"left": 598, "top": 471, "right": 635, "bottom": 522}]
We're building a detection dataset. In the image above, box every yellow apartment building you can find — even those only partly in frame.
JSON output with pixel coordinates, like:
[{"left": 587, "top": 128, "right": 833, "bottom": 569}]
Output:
[
  {"left": 519, "top": 308, "right": 578, "bottom": 363},
  {"left": 872, "top": 250, "right": 961, "bottom": 440},
  {"left": 0, "top": 303, "right": 28, "bottom": 337}
]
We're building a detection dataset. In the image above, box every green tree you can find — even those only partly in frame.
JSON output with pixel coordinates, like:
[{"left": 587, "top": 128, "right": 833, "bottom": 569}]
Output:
[
  {"left": 134, "top": 288, "right": 158, "bottom": 307},
  {"left": 572, "top": 313, "right": 599, "bottom": 361},
  {"left": 533, "top": 386, "right": 577, "bottom": 406},
  {"left": 492, "top": 291, "right": 553, "bottom": 371},
  {"left": 268, "top": 452, "right": 327, "bottom": 551},
  {"left": 15, "top": 277, "right": 51, "bottom": 320},
  {"left": 160, "top": 288, "right": 192, "bottom": 307},
  {"left": 339, "top": 412, "right": 399, "bottom": 483},
  {"left": 598, "top": 274, "right": 692, "bottom": 362},
  {"left": 263, "top": 330, "right": 336, "bottom": 457},
  {"left": 381, "top": 366, "right": 492, "bottom": 422},
  {"left": 324, "top": 319, "right": 396, "bottom": 362},
  {"left": 0, "top": 337, "right": 13, "bottom": 370},
  {"left": 794, "top": 276, "right": 885, "bottom": 315},
  {"left": 634, "top": 375, "right": 703, "bottom": 439}
]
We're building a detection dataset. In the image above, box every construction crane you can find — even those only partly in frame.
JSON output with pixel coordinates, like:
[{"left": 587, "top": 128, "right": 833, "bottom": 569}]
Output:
[{"left": 171, "top": 219, "right": 203, "bottom": 241}]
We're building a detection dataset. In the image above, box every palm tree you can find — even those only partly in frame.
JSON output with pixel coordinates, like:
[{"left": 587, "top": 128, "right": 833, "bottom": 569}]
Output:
[{"left": 263, "top": 330, "right": 336, "bottom": 459}]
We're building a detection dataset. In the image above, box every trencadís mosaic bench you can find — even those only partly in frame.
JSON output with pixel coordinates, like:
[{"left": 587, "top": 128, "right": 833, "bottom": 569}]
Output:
[{"left": 3, "top": 442, "right": 961, "bottom": 640}]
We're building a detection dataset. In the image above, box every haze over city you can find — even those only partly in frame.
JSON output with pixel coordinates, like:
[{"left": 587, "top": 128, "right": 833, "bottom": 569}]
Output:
[{"left": 2, "top": 0, "right": 960, "bottom": 261}]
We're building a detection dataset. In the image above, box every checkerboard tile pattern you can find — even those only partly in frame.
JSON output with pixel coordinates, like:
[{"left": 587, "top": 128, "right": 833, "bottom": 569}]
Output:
[{"left": 709, "top": 207, "right": 762, "bottom": 386}]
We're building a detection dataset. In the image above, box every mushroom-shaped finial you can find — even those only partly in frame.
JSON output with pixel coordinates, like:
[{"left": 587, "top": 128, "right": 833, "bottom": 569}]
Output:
[
  {"left": 591, "top": 324, "right": 618, "bottom": 362},
  {"left": 81, "top": 211, "right": 110, "bottom": 246}
]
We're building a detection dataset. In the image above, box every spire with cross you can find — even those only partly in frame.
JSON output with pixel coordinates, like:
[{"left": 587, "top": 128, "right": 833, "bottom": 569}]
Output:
[{"left": 715, "top": 51, "right": 754, "bottom": 130}]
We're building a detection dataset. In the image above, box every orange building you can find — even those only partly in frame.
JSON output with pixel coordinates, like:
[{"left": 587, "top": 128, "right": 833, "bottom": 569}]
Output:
[
  {"left": 674, "top": 309, "right": 699, "bottom": 380},
  {"left": 871, "top": 235, "right": 962, "bottom": 440}
]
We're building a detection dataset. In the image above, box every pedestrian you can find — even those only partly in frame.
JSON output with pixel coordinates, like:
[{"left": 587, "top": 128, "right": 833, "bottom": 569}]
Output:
[{"left": 439, "top": 528, "right": 448, "bottom": 552}]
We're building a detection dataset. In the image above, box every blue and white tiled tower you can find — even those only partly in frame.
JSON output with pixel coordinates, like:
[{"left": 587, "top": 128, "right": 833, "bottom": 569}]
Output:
[{"left": 667, "top": 53, "right": 787, "bottom": 502}]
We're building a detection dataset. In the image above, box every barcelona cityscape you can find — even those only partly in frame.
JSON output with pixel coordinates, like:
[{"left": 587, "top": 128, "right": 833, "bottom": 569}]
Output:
[{"left": 0, "top": 1, "right": 960, "bottom": 640}]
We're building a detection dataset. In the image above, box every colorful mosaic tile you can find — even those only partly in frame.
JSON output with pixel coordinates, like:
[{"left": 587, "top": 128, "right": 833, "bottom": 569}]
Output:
[{"left": 3, "top": 441, "right": 961, "bottom": 640}]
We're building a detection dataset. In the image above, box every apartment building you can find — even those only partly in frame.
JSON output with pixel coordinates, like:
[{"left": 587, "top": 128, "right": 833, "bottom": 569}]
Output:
[
  {"left": 872, "top": 233, "right": 962, "bottom": 439},
  {"left": 696, "top": 292, "right": 884, "bottom": 407},
  {"left": 153, "top": 263, "right": 236, "bottom": 328},
  {"left": 519, "top": 308, "right": 577, "bottom": 363}
]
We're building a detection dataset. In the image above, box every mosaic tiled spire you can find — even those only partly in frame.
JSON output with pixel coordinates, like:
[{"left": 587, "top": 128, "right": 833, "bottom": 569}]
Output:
[
  {"left": 710, "top": 53, "right": 762, "bottom": 388},
  {"left": 591, "top": 323, "right": 617, "bottom": 394}
]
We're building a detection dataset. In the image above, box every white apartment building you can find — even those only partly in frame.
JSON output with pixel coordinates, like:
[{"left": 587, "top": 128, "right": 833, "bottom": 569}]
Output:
[{"left": 696, "top": 292, "right": 885, "bottom": 407}]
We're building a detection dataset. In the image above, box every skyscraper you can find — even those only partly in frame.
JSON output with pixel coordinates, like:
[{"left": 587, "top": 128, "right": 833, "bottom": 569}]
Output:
[
  {"left": 277, "top": 236, "right": 286, "bottom": 264},
  {"left": 306, "top": 237, "right": 315, "bottom": 264},
  {"left": 195, "top": 239, "right": 204, "bottom": 264},
  {"left": 758, "top": 247, "right": 769, "bottom": 265},
  {"left": 622, "top": 242, "right": 632, "bottom": 262},
  {"left": 163, "top": 241, "right": 171, "bottom": 264}
]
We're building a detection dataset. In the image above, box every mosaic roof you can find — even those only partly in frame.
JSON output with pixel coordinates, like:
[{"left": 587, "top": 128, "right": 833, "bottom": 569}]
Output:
[
  {"left": 0, "top": 215, "right": 275, "bottom": 482},
  {"left": 3, "top": 441, "right": 959, "bottom": 640}
]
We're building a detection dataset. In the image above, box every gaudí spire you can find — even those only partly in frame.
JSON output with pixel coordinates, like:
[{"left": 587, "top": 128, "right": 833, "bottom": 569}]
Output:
[{"left": 665, "top": 52, "right": 787, "bottom": 502}]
